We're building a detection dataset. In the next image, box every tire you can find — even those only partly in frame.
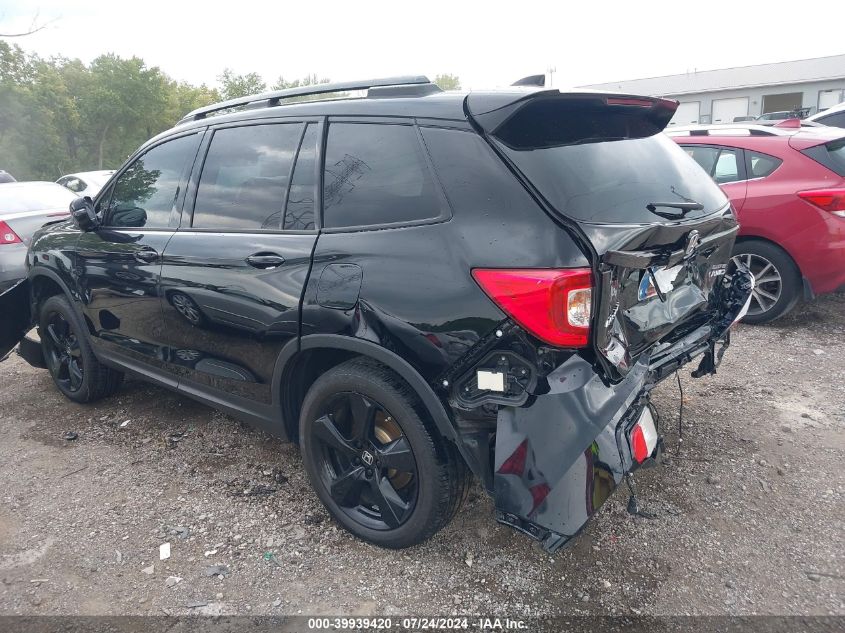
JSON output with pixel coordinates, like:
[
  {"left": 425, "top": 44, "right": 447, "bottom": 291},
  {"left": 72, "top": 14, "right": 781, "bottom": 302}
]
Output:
[
  {"left": 299, "top": 357, "right": 470, "bottom": 549},
  {"left": 730, "top": 240, "right": 801, "bottom": 325},
  {"left": 39, "top": 294, "right": 123, "bottom": 403}
]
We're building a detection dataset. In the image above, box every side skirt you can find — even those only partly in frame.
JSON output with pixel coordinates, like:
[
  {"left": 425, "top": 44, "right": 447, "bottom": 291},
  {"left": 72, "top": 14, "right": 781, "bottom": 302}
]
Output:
[{"left": 95, "top": 347, "right": 285, "bottom": 439}]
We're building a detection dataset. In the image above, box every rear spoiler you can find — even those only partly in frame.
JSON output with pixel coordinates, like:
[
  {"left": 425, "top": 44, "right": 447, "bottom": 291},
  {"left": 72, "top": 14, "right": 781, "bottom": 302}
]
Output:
[{"left": 465, "top": 90, "right": 679, "bottom": 139}]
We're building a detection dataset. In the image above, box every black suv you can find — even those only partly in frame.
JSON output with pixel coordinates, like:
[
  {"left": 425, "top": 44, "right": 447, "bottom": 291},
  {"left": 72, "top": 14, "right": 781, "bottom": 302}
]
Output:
[{"left": 0, "top": 76, "right": 752, "bottom": 551}]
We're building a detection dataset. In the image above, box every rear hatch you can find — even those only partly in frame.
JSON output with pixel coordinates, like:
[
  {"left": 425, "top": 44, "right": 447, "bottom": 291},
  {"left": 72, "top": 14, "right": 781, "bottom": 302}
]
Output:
[{"left": 467, "top": 91, "right": 738, "bottom": 377}]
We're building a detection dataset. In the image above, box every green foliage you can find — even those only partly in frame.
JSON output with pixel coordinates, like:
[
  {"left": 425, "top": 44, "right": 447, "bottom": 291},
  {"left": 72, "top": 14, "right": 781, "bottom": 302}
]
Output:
[
  {"left": 0, "top": 44, "right": 348, "bottom": 181},
  {"left": 434, "top": 74, "right": 461, "bottom": 91},
  {"left": 218, "top": 68, "right": 266, "bottom": 100}
]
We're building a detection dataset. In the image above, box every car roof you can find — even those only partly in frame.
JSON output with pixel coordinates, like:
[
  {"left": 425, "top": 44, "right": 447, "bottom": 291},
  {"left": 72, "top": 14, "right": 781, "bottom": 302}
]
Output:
[
  {"left": 666, "top": 122, "right": 845, "bottom": 142},
  {"left": 1, "top": 181, "right": 71, "bottom": 191},
  {"left": 60, "top": 170, "right": 116, "bottom": 180}
]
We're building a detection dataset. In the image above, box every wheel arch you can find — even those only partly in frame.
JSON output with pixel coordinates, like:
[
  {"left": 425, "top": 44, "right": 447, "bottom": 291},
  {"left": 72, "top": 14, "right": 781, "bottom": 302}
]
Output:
[
  {"left": 29, "top": 269, "right": 95, "bottom": 335},
  {"left": 733, "top": 234, "right": 810, "bottom": 298},
  {"left": 274, "top": 335, "right": 461, "bottom": 450},
  {"left": 733, "top": 235, "right": 802, "bottom": 275}
]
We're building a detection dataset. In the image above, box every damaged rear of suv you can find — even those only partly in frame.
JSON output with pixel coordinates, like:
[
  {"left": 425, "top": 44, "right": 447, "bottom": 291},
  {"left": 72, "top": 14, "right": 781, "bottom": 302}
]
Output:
[{"left": 0, "top": 77, "right": 752, "bottom": 551}]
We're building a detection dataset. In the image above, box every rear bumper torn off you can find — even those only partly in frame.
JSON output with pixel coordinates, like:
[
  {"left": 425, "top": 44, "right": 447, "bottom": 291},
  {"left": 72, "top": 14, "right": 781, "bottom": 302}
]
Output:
[
  {"left": 493, "top": 266, "right": 753, "bottom": 551},
  {"left": 494, "top": 355, "right": 651, "bottom": 552}
]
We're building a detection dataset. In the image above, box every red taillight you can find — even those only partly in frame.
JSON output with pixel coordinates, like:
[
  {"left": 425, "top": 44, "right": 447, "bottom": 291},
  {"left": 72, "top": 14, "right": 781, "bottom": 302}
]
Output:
[
  {"left": 798, "top": 188, "right": 845, "bottom": 217},
  {"left": 0, "top": 221, "right": 22, "bottom": 245},
  {"left": 471, "top": 268, "right": 593, "bottom": 347}
]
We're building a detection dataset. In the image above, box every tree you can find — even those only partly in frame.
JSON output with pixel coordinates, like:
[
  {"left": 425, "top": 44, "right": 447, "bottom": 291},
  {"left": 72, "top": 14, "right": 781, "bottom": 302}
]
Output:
[
  {"left": 271, "top": 74, "right": 339, "bottom": 102},
  {"left": 218, "top": 69, "right": 266, "bottom": 100},
  {"left": 434, "top": 74, "right": 461, "bottom": 91}
]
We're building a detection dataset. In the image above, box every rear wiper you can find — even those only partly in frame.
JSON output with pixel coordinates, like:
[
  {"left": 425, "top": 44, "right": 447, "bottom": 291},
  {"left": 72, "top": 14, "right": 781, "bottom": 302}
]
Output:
[{"left": 645, "top": 201, "right": 704, "bottom": 220}]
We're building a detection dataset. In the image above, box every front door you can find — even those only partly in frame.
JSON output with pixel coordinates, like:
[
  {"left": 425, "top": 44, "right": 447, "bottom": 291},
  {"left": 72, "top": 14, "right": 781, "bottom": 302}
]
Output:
[
  {"left": 158, "top": 120, "right": 321, "bottom": 404},
  {"left": 75, "top": 131, "right": 203, "bottom": 370}
]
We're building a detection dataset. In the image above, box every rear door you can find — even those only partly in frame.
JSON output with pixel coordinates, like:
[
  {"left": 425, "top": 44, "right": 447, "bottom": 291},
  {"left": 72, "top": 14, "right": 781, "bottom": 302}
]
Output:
[
  {"left": 74, "top": 131, "right": 202, "bottom": 367},
  {"left": 468, "top": 93, "right": 739, "bottom": 377},
  {"left": 158, "top": 119, "right": 320, "bottom": 404}
]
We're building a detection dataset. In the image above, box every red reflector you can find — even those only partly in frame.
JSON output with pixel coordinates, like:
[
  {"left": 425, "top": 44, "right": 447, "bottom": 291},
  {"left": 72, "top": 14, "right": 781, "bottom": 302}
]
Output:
[
  {"left": 631, "top": 425, "right": 649, "bottom": 463},
  {"left": 631, "top": 408, "right": 658, "bottom": 464},
  {"left": 472, "top": 268, "right": 592, "bottom": 347},
  {"left": 0, "top": 220, "right": 22, "bottom": 245},
  {"left": 798, "top": 188, "right": 845, "bottom": 216}
]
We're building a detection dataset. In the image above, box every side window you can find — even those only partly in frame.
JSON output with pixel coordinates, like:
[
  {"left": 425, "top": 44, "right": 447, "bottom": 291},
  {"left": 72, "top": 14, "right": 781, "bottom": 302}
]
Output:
[
  {"left": 192, "top": 123, "right": 302, "bottom": 230},
  {"left": 713, "top": 149, "right": 741, "bottom": 184},
  {"left": 683, "top": 146, "right": 721, "bottom": 175},
  {"left": 323, "top": 123, "right": 442, "bottom": 229},
  {"left": 284, "top": 123, "right": 317, "bottom": 230},
  {"left": 748, "top": 151, "right": 782, "bottom": 179},
  {"left": 107, "top": 134, "right": 200, "bottom": 228}
]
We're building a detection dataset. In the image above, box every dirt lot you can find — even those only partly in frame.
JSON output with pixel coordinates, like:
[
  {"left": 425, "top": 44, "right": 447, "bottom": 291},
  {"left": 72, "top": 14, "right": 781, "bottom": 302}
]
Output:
[{"left": 0, "top": 294, "right": 843, "bottom": 618}]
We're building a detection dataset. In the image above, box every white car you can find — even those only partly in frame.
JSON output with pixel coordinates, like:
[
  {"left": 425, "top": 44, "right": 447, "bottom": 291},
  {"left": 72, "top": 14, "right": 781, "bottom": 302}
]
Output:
[
  {"left": 56, "top": 170, "right": 115, "bottom": 197},
  {"left": 806, "top": 101, "right": 845, "bottom": 128}
]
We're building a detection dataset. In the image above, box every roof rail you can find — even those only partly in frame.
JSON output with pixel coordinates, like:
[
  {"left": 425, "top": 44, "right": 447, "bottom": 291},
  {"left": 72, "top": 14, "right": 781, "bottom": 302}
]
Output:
[
  {"left": 178, "top": 75, "right": 433, "bottom": 124},
  {"left": 666, "top": 124, "right": 780, "bottom": 138}
]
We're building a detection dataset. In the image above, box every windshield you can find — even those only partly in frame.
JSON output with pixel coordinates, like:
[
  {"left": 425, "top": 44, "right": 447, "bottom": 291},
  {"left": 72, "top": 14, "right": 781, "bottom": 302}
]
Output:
[
  {"left": 0, "top": 184, "right": 75, "bottom": 214},
  {"left": 497, "top": 133, "right": 729, "bottom": 224}
]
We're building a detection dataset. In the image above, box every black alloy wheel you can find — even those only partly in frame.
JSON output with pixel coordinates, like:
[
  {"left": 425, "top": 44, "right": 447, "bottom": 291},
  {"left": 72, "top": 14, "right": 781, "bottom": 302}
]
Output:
[
  {"left": 299, "top": 358, "right": 470, "bottom": 549},
  {"left": 43, "top": 311, "right": 84, "bottom": 393},
  {"left": 38, "top": 294, "right": 123, "bottom": 403},
  {"left": 311, "top": 392, "right": 418, "bottom": 530}
]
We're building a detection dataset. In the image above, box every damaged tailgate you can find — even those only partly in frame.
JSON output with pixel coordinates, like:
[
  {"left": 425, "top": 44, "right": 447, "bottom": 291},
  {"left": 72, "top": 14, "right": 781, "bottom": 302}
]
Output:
[{"left": 466, "top": 89, "right": 753, "bottom": 549}]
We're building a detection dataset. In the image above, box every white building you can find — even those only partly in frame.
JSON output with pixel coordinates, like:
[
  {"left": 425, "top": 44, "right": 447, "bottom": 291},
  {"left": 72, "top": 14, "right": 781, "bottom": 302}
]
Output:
[{"left": 579, "top": 54, "right": 845, "bottom": 126}]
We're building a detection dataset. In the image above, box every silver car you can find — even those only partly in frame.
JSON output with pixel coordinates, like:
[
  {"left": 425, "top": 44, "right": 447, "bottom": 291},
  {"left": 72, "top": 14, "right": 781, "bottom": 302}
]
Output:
[
  {"left": 56, "top": 170, "right": 115, "bottom": 197},
  {"left": 0, "top": 182, "right": 75, "bottom": 291}
]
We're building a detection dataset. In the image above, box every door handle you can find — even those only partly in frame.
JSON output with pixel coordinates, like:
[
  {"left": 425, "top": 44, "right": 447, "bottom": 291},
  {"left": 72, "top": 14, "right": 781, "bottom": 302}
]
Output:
[
  {"left": 246, "top": 253, "right": 285, "bottom": 269},
  {"left": 134, "top": 249, "right": 159, "bottom": 263}
]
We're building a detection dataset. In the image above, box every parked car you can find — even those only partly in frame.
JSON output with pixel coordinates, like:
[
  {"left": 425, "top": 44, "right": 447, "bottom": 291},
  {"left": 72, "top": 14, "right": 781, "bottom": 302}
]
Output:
[
  {"left": 806, "top": 101, "right": 845, "bottom": 128},
  {"left": 56, "top": 170, "right": 115, "bottom": 197},
  {"left": 0, "top": 77, "right": 752, "bottom": 551},
  {"left": 757, "top": 108, "right": 810, "bottom": 121},
  {"left": 668, "top": 123, "right": 845, "bottom": 323},
  {"left": 0, "top": 182, "right": 74, "bottom": 292},
  {"left": 0, "top": 170, "right": 16, "bottom": 183}
]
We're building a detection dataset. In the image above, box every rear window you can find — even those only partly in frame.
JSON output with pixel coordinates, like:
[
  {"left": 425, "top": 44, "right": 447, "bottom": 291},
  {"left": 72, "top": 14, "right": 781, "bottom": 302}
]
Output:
[
  {"left": 802, "top": 138, "right": 845, "bottom": 177},
  {"left": 498, "top": 133, "right": 729, "bottom": 223},
  {"left": 0, "top": 184, "right": 74, "bottom": 213}
]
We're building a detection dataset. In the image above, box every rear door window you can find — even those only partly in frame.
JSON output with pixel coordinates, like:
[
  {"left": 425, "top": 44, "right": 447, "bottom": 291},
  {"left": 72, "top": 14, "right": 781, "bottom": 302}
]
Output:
[
  {"left": 192, "top": 123, "right": 303, "bottom": 230},
  {"left": 323, "top": 122, "right": 444, "bottom": 229},
  {"left": 681, "top": 144, "right": 745, "bottom": 184},
  {"left": 713, "top": 149, "right": 741, "bottom": 184}
]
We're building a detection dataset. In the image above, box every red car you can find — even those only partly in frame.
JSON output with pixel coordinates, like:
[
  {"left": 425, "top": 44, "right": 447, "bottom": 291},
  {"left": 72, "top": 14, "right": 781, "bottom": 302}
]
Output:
[{"left": 668, "top": 123, "right": 845, "bottom": 323}]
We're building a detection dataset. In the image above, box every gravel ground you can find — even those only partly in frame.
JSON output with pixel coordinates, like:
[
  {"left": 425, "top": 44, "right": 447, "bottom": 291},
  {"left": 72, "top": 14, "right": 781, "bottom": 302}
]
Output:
[{"left": 0, "top": 294, "right": 843, "bottom": 617}]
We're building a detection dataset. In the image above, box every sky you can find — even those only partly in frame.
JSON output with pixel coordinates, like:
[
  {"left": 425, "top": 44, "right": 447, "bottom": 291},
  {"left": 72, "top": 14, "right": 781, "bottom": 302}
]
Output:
[{"left": 2, "top": 0, "right": 844, "bottom": 91}]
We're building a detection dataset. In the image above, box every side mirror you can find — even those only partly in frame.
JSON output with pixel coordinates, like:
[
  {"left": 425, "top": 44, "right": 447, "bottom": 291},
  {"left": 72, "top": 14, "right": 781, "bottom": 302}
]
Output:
[{"left": 70, "top": 196, "right": 99, "bottom": 232}]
